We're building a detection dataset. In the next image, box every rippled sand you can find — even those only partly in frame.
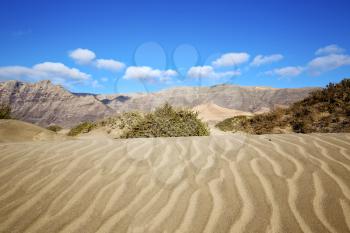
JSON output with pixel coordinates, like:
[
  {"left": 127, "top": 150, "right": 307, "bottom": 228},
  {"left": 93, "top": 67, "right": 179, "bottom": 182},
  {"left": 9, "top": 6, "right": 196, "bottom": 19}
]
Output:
[{"left": 0, "top": 132, "right": 350, "bottom": 233}]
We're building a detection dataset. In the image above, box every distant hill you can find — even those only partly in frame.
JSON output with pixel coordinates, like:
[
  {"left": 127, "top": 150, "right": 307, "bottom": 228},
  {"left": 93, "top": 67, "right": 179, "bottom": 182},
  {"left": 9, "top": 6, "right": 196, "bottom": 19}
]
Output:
[
  {"left": 216, "top": 78, "right": 350, "bottom": 134},
  {"left": 0, "top": 80, "right": 316, "bottom": 127},
  {"left": 0, "top": 80, "right": 113, "bottom": 127}
]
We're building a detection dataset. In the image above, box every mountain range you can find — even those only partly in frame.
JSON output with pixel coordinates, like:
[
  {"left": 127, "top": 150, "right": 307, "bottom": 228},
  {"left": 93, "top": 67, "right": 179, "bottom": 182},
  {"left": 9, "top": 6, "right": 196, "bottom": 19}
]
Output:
[{"left": 0, "top": 80, "right": 317, "bottom": 127}]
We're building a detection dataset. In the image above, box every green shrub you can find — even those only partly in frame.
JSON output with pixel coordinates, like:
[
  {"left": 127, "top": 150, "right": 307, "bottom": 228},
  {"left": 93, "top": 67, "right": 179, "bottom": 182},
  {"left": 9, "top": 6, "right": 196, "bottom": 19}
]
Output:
[
  {"left": 68, "top": 122, "right": 96, "bottom": 136},
  {"left": 0, "top": 105, "right": 11, "bottom": 119},
  {"left": 121, "top": 103, "right": 210, "bottom": 138},
  {"left": 291, "top": 120, "right": 306, "bottom": 133},
  {"left": 215, "top": 115, "right": 250, "bottom": 132},
  {"left": 99, "top": 112, "right": 143, "bottom": 131},
  {"left": 46, "top": 125, "right": 62, "bottom": 132}
]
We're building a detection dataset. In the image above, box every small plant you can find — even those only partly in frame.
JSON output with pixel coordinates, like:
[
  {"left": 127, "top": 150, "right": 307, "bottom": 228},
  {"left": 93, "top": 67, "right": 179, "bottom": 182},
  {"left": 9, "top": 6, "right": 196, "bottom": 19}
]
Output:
[
  {"left": 46, "top": 125, "right": 62, "bottom": 132},
  {"left": 0, "top": 105, "right": 11, "bottom": 119},
  {"left": 67, "top": 122, "right": 96, "bottom": 136}
]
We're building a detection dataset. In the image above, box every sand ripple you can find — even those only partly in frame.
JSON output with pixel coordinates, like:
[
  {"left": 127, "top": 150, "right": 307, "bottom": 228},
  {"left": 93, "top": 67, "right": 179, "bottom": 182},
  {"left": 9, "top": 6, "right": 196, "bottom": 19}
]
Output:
[{"left": 0, "top": 133, "right": 350, "bottom": 233}]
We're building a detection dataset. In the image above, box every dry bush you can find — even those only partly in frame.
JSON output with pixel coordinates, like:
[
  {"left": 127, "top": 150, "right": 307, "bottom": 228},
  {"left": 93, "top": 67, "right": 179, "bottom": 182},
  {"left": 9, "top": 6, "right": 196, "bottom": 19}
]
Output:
[
  {"left": 46, "top": 125, "right": 62, "bottom": 132},
  {"left": 67, "top": 122, "right": 97, "bottom": 136},
  {"left": 0, "top": 105, "right": 11, "bottom": 119},
  {"left": 121, "top": 103, "right": 210, "bottom": 138}
]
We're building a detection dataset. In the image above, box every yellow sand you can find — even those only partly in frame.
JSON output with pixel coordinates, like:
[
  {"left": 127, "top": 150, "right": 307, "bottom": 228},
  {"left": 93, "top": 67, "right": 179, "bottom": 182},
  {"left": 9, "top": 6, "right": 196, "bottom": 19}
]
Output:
[
  {"left": 192, "top": 103, "right": 252, "bottom": 122},
  {"left": 1, "top": 120, "right": 350, "bottom": 233},
  {"left": 0, "top": 119, "right": 63, "bottom": 142}
]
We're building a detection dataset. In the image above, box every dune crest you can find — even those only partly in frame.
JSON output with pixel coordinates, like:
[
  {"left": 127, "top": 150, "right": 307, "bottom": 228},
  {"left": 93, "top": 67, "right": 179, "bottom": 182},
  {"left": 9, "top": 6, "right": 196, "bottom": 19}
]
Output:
[{"left": 0, "top": 119, "right": 63, "bottom": 142}]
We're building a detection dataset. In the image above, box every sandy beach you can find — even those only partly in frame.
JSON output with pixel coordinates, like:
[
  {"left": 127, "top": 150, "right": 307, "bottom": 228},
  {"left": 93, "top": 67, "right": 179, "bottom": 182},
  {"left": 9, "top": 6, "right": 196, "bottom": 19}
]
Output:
[{"left": 0, "top": 121, "right": 350, "bottom": 233}]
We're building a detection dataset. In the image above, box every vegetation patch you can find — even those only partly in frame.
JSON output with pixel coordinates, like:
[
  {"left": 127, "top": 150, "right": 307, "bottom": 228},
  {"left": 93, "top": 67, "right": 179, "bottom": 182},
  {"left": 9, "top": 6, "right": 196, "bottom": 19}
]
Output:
[
  {"left": 67, "top": 122, "right": 97, "bottom": 136},
  {"left": 0, "top": 105, "right": 11, "bottom": 119},
  {"left": 121, "top": 103, "right": 210, "bottom": 138},
  {"left": 46, "top": 125, "right": 62, "bottom": 132},
  {"left": 216, "top": 78, "right": 350, "bottom": 134},
  {"left": 67, "top": 103, "right": 209, "bottom": 138},
  {"left": 98, "top": 112, "right": 144, "bottom": 138}
]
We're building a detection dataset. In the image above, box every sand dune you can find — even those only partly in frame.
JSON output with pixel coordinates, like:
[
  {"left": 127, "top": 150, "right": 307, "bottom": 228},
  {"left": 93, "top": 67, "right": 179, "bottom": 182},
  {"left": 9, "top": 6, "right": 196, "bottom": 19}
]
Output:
[
  {"left": 0, "top": 120, "right": 63, "bottom": 143},
  {"left": 193, "top": 103, "right": 252, "bottom": 122},
  {"left": 0, "top": 129, "right": 350, "bottom": 232}
]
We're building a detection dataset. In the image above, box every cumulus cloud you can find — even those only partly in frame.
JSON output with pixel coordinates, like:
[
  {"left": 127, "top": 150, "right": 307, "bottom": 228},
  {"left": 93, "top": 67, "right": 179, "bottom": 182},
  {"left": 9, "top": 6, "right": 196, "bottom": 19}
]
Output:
[
  {"left": 308, "top": 54, "right": 350, "bottom": 75},
  {"left": 123, "top": 66, "right": 177, "bottom": 82},
  {"left": 265, "top": 66, "right": 304, "bottom": 77},
  {"left": 315, "top": 44, "right": 345, "bottom": 56},
  {"left": 69, "top": 48, "right": 96, "bottom": 64},
  {"left": 212, "top": 52, "right": 250, "bottom": 67},
  {"left": 95, "top": 59, "right": 125, "bottom": 72},
  {"left": 250, "top": 54, "right": 283, "bottom": 66},
  {"left": 0, "top": 62, "right": 91, "bottom": 86},
  {"left": 187, "top": 66, "right": 240, "bottom": 79}
]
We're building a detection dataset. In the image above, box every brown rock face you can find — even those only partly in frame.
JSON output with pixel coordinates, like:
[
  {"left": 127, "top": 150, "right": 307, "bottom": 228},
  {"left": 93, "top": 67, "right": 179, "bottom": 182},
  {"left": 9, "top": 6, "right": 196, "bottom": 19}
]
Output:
[
  {"left": 0, "top": 80, "right": 317, "bottom": 127},
  {"left": 0, "top": 80, "right": 113, "bottom": 127}
]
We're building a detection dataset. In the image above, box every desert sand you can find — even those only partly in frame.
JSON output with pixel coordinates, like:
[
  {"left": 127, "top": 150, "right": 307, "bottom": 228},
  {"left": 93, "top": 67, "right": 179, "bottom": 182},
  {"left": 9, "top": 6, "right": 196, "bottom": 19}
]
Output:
[
  {"left": 1, "top": 120, "right": 350, "bottom": 233},
  {"left": 0, "top": 120, "right": 64, "bottom": 143},
  {"left": 193, "top": 103, "right": 252, "bottom": 122}
]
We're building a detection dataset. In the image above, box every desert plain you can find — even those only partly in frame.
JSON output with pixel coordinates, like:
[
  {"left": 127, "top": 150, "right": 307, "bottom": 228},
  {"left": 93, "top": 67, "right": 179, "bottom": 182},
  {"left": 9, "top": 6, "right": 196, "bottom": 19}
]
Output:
[{"left": 0, "top": 119, "right": 350, "bottom": 233}]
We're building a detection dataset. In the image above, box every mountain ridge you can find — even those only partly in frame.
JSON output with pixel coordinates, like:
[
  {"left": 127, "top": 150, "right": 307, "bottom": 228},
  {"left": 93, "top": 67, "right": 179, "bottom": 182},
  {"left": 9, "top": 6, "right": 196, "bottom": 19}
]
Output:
[{"left": 0, "top": 80, "right": 317, "bottom": 127}]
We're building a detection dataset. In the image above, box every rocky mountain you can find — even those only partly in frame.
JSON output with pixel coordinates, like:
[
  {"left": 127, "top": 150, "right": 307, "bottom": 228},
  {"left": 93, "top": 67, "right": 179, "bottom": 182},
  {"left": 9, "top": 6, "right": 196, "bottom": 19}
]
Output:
[
  {"left": 0, "top": 80, "right": 113, "bottom": 127},
  {"left": 0, "top": 80, "right": 317, "bottom": 127}
]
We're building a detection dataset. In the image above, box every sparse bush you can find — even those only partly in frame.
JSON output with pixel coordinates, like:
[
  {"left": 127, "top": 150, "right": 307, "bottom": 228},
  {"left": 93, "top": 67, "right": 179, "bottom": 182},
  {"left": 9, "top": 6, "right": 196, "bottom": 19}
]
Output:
[
  {"left": 98, "top": 112, "right": 144, "bottom": 138},
  {"left": 46, "top": 125, "right": 62, "bottom": 132},
  {"left": 291, "top": 120, "right": 307, "bottom": 133},
  {"left": 68, "top": 122, "right": 96, "bottom": 136},
  {"left": 121, "top": 103, "right": 210, "bottom": 138},
  {"left": 99, "top": 112, "right": 143, "bottom": 131},
  {"left": 216, "top": 115, "right": 250, "bottom": 132},
  {"left": 0, "top": 105, "right": 11, "bottom": 119}
]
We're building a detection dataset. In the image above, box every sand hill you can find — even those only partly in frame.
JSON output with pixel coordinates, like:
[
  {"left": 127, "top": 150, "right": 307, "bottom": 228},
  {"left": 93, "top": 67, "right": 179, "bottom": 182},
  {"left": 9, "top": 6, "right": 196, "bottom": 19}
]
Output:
[
  {"left": 193, "top": 103, "right": 252, "bottom": 122},
  {"left": 0, "top": 122, "right": 349, "bottom": 232},
  {"left": 0, "top": 119, "right": 63, "bottom": 142}
]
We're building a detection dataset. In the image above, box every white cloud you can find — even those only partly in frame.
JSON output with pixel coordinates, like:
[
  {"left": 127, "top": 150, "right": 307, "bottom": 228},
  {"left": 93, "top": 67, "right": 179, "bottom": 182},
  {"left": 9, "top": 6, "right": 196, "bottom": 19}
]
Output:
[
  {"left": 250, "top": 54, "right": 283, "bottom": 66},
  {"left": 0, "top": 66, "right": 33, "bottom": 79},
  {"left": 33, "top": 62, "right": 90, "bottom": 80},
  {"left": 95, "top": 59, "right": 125, "bottom": 72},
  {"left": 212, "top": 52, "right": 250, "bottom": 67},
  {"left": 265, "top": 66, "right": 304, "bottom": 77},
  {"left": 187, "top": 66, "right": 240, "bottom": 79},
  {"left": 123, "top": 66, "right": 178, "bottom": 82},
  {"left": 308, "top": 54, "right": 350, "bottom": 75},
  {"left": 0, "top": 62, "right": 91, "bottom": 86},
  {"left": 315, "top": 44, "right": 345, "bottom": 56},
  {"left": 69, "top": 48, "right": 96, "bottom": 64}
]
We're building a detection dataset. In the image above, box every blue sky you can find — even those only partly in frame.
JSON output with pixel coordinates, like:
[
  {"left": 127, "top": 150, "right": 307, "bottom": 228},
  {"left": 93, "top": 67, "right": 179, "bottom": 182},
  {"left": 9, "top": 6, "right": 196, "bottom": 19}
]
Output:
[{"left": 0, "top": 0, "right": 350, "bottom": 94}]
